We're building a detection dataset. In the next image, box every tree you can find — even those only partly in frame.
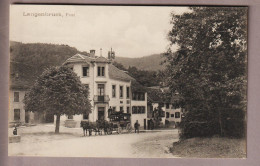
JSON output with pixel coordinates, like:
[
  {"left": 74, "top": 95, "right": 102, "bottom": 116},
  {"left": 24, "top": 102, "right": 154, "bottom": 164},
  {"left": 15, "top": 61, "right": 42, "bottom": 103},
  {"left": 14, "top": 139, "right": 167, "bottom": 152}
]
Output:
[
  {"left": 24, "top": 66, "right": 92, "bottom": 133},
  {"left": 165, "top": 7, "right": 247, "bottom": 138},
  {"left": 112, "top": 61, "right": 127, "bottom": 71}
]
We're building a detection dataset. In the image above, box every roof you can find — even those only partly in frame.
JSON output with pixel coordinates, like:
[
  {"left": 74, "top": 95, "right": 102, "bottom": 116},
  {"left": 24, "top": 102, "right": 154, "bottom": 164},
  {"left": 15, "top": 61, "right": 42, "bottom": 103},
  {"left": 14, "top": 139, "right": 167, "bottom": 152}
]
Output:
[
  {"left": 131, "top": 80, "right": 148, "bottom": 93},
  {"left": 108, "top": 64, "right": 135, "bottom": 82},
  {"left": 63, "top": 54, "right": 111, "bottom": 65},
  {"left": 10, "top": 79, "right": 31, "bottom": 90}
]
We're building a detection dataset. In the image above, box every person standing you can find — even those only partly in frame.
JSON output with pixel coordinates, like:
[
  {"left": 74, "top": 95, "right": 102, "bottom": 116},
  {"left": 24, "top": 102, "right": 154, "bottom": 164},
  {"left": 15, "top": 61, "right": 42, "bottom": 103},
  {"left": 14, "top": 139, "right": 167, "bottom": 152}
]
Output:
[{"left": 134, "top": 120, "right": 140, "bottom": 133}]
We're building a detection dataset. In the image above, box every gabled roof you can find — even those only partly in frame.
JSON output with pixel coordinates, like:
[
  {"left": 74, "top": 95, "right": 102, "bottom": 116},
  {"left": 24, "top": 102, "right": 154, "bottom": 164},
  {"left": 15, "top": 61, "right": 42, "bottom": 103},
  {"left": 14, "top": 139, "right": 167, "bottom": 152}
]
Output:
[
  {"left": 10, "top": 79, "right": 31, "bottom": 90},
  {"left": 63, "top": 54, "right": 111, "bottom": 65},
  {"left": 108, "top": 64, "right": 135, "bottom": 82},
  {"left": 94, "top": 56, "right": 111, "bottom": 63}
]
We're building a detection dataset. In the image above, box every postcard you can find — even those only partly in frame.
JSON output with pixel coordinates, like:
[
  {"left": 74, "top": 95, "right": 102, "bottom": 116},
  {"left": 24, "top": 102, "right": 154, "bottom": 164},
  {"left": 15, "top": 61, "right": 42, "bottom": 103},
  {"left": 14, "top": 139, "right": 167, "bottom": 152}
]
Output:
[{"left": 9, "top": 5, "right": 247, "bottom": 158}]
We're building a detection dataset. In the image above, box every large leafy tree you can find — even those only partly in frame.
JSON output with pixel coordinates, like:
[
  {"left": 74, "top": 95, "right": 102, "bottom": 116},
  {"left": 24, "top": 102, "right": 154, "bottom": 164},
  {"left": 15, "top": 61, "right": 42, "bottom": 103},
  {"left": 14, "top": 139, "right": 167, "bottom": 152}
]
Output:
[
  {"left": 24, "top": 66, "right": 91, "bottom": 133},
  {"left": 165, "top": 7, "right": 247, "bottom": 138}
]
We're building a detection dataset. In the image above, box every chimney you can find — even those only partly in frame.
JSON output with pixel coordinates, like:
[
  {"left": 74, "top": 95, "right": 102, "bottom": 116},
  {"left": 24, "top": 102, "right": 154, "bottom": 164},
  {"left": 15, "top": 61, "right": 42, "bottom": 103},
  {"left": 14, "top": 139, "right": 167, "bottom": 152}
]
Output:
[{"left": 90, "top": 49, "right": 95, "bottom": 57}]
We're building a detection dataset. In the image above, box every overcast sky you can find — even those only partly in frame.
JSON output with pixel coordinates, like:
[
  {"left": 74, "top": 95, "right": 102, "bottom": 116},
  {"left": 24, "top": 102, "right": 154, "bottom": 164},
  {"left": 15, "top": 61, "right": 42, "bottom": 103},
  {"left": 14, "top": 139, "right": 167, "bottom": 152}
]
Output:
[{"left": 10, "top": 5, "right": 189, "bottom": 58}]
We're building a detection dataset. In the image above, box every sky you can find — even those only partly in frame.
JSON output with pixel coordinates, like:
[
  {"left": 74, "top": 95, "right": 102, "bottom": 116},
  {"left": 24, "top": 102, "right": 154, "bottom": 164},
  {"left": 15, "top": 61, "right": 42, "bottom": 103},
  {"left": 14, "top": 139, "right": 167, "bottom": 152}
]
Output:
[{"left": 10, "top": 5, "right": 189, "bottom": 58}]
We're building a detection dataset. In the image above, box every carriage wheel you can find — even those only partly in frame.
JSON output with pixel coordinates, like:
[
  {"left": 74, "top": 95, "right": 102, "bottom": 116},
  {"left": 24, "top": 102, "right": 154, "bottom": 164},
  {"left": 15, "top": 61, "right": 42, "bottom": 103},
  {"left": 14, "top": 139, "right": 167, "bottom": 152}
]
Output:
[
  {"left": 126, "top": 123, "right": 132, "bottom": 133},
  {"left": 117, "top": 127, "right": 122, "bottom": 134}
]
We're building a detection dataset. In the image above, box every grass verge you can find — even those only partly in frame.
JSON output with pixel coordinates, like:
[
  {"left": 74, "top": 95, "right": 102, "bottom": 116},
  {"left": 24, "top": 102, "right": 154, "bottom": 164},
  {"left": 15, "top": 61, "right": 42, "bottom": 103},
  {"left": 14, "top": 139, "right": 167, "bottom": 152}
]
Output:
[{"left": 170, "top": 137, "right": 246, "bottom": 158}]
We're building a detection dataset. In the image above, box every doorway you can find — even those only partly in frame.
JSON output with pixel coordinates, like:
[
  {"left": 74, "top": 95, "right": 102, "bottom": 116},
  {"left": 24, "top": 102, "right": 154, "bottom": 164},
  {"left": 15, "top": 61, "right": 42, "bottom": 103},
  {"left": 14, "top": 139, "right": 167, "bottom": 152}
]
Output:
[
  {"left": 144, "top": 119, "right": 146, "bottom": 130},
  {"left": 25, "top": 111, "right": 30, "bottom": 123},
  {"left": 98, "top": 107, "right": 105, "bottom": 120}
]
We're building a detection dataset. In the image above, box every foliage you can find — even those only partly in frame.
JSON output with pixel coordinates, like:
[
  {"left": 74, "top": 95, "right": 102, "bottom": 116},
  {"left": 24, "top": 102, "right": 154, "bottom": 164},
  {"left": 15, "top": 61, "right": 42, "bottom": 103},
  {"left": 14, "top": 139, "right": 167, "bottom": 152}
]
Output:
[
  {"left": 113, "top": 60, "right": 164, "bottom": 87},
  {"left": 112, "top": 61, "right": 127, "bottom": 71},
  {"left": 166, "top": 7, "right": 247, "bottom": 138},
  {"left": 115, "top": 54, "right": 166, "bottom": 71},
  {"left": 127, "top": 66, "right": 161, "bottom": 87},
  {"left": 24, "top": 66, "right": 92, "bottom": 133},
  {"left": 10, "top": 41, "right": 89, "bottom": 86},
  {"left": 152, "top": 106, "right": 164, "bottom": 128}
]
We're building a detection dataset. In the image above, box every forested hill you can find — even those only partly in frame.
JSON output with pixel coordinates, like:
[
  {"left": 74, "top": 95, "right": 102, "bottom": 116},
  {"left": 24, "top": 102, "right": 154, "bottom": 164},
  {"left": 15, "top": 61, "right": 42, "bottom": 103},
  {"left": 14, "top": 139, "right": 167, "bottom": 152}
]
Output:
[
  {"left": 114, "top": 54, "right": 166, "bottom": 71},
  {"left": 10, "top": 41, "right": 88, "bottom": 86},
  {"left": 10, "top": 41, "right": 166, "bottom": 87}
]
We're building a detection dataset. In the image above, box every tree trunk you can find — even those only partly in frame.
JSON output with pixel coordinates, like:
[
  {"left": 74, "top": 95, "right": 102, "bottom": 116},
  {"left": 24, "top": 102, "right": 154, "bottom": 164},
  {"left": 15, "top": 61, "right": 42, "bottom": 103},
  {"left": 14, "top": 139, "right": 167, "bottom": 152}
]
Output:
[{"left": 55, "top": 114, "right": 60, "bottom": 134}]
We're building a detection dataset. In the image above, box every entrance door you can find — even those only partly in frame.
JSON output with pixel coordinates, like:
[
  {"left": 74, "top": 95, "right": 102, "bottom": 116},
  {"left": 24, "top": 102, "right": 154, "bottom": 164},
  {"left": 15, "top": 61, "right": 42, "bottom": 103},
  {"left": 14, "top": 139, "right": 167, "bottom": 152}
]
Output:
[
  {"left": 98, "top": 107, "right": 105, "bottom": 120},
  {"left": 25, "top": 111, "right": 30, "bottom": 123}
]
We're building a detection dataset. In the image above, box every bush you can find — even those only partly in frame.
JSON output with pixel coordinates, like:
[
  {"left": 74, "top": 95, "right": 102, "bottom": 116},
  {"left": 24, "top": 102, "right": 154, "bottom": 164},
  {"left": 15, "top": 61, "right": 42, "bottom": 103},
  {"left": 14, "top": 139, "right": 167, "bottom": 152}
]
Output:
[{"left": 179, "top": 108, "right": 245, "bottom": 139}]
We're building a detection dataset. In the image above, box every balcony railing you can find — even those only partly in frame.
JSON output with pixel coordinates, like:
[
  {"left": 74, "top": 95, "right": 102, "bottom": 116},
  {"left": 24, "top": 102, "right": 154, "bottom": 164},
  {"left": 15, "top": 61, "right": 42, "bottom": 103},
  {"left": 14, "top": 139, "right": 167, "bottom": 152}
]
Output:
[{"left": 93, "top": 95, "right": 110, "bottom": 103}]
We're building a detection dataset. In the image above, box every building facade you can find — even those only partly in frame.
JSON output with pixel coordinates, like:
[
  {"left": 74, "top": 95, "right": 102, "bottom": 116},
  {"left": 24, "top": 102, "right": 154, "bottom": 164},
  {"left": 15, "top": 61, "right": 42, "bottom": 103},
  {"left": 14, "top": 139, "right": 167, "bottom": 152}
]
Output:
[
  {"left": 9, "top": 89, "right": 28, "bottom": 126},
  {"left": 147, "top": 87, "right": 184, "bottom": 127},
  {"left": 59, "top": 52, "right": 148, "bottom": 128}
]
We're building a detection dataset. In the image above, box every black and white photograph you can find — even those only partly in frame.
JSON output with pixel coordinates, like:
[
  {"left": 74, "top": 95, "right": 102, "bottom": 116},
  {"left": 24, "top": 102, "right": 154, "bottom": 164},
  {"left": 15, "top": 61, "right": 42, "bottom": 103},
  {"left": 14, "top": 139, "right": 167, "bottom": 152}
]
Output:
[{"left": 8, "top": 5, "right": 247, "bottom": 158}]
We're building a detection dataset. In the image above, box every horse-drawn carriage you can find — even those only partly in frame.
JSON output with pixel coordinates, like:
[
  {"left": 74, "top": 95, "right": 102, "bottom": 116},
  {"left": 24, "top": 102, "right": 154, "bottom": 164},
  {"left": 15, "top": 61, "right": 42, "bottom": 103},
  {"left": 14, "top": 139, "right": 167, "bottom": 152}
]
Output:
[
  {"left": 80, "top": 111, "right": 133, "bottom": 136},
  {"left": 108, "top": 111, "right": 132, "bottom": 134}
]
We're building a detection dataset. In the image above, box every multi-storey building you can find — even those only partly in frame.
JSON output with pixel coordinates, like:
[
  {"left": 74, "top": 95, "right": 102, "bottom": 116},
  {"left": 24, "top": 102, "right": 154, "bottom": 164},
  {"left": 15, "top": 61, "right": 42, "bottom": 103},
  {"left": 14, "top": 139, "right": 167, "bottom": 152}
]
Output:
[
  {"left": 9, "top": 85, "right": 29, "bottom": 126},
  {"left": 9, "top": 80, "right": 54, "bottom": 127},
  {"left": 60, "top": 51, "right": 148, "bottom": 128},
  {"left": 147, "top": 87, "right": 184, "bottom": 128}
]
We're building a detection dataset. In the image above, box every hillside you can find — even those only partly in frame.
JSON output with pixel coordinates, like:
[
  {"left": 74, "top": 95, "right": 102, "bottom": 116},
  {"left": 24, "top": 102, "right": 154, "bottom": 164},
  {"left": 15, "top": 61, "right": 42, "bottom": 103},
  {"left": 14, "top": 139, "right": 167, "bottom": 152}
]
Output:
[
  {"left": 115, "top": 54, "right": 166, "bottom": 71},
  {"left": 10, "top": 41, "right": 87, "bottom": 86},
  {"left": 10, "top": 41, "right": 166, "bottom": 87}
]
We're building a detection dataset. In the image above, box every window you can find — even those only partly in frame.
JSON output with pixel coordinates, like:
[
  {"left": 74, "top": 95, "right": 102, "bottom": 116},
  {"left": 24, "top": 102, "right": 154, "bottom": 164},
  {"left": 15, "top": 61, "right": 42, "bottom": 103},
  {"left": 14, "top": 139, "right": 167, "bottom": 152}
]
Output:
[
  {"left": 141, "top": 107, "right": 145, "bottom": 113},
  {"left": 120, "top": 106, "right": 124, "bottom": 112},
  {"left": 171, "top": 114, "right": 174, "bottom": 117},
  {"left": 132, "top": 106, "right": 145, "bottom": 114},
  {"left": 137, "top": 107, "right": 140, "bottom": 114},
  {"left": 112, "top": 85, "right": 116, "bottom": 98},
  {"left": 175, "top": 112, "right": 180, "bottom": 118},
  {"left": 127, "top": 107, "right": 130, "bottom": 114},
  {"left": 14, "top": 109, "right": 20, "bottom": 121},
  {"left": 82, "top": 67, "right": 89, "bottom": 76},
  {"left": 98, "top": 84, "right": 105, "bottom": 96},
  {"left": 120, "top": 86, "right": 123, "bottom": 98},
  {"left": 132, "top": 106, "right": 137, "bottom": 114},
  {"left": 166, "top": 112, "right": 170, "bottom": 118},
  {"left": 70, "top": 67, "right": 74, "bottom": 71},
  {"left": 132, "top": 92, "right": 145, "bottom": 101},
  {"left": 139, "top": 93, "right": 144, "bottom": 100},
  {"left": 14, "top": 92, "right": 19, "bottom": 102},
  {"left": 98, "top": 66, "right": 105, "bottom": 76},
  {"left": 68, "top": 115, "right": 73, "bottom": 119},
  {"left": 126, "top": 87, "right": 130, "bottom": 98},
  {"left": 83, "top": 113, "right": 89, "bottom": 120}
]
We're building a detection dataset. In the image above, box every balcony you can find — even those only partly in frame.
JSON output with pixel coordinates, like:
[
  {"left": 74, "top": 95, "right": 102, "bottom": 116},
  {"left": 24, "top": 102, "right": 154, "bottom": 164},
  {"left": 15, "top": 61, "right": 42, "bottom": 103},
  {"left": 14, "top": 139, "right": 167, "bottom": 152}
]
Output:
[{"left": 93, "top": 95, "right": 110, "bottom": 103}]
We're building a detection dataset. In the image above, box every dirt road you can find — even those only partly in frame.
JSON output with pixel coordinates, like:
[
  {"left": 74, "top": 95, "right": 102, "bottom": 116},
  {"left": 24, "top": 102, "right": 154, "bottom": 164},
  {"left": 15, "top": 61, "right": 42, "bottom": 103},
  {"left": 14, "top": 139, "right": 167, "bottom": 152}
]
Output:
[{"left": 9, "top": 125, "right": 179, "bottom": 158}]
